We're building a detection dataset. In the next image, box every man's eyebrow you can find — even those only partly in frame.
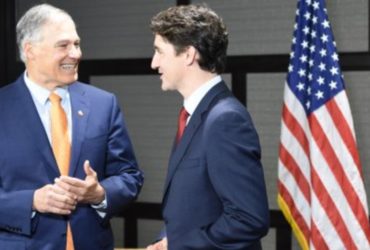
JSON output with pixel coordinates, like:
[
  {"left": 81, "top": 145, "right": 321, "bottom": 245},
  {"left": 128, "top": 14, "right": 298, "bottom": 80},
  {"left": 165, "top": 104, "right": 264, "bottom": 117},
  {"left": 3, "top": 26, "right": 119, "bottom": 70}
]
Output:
[{"left": 55, "top": 39, "right": 80, "bottom": 45}]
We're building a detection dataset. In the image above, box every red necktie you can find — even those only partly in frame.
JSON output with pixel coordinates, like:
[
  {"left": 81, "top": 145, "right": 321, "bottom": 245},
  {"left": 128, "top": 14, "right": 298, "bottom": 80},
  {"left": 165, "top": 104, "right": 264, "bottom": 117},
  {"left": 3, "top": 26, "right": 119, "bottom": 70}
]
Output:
[
  {"left": 49, "top": 93, "right": 74, "bottom": 250},
  {"left": 176, "top": 107, "right": 189, "bottom": 144}
]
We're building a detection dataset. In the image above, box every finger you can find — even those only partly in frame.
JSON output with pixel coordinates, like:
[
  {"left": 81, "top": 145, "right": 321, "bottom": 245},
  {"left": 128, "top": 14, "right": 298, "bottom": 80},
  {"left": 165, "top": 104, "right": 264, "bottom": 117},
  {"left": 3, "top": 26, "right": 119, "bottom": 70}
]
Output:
[
  {"left": 54, "top": 178, "right": 80, "bottom": 200},
  {"left": 54, "top": 179, "right": 86, "bottom": 202},
  {"left": 47, "top": 200, "right": 75, "bottom": 215},
  {"left": 146, "top": 245, "right": 155, "bottom": 250},
  {"left": 162, "top": 238, "right": 168, "bottom": 247},
  {"left": 84, "top": 160, "right": 96, "bottom": 177},
  {"left": 48, "top": 184, "right": 76, "bottom": 202},
  {"left": 44, "top": 205, "right": 72, "bottom": 215},
  {"left": 49, "top": 187, "right": 77, "bottom": 207},
  {"left": 42, "top": 192, "right": 76, "bottom": 214},
  {"left": 151, "top": 242, "right": 162, "bottom": 250},
  {"left": 56, "top": 177, "right": 90, "bottom": 202},
  {"left": 54, "top": 179, "right": 75, "bottom": 195},
  {"left": 34, "top": 185, "right": 75, "bottom": 214},
  {"left": 58, "top": 175, "right": 85, "bottom": 187}
]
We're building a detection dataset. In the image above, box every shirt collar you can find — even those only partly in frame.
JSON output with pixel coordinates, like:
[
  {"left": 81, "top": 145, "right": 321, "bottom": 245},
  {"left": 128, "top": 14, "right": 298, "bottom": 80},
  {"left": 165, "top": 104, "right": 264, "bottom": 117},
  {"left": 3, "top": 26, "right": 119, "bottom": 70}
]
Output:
[
  {"left": 184, "top": 75, "right": 221, "bottom": 116},
  {"left": 23, "top": 71, "right": 69, "bottom": 105}
]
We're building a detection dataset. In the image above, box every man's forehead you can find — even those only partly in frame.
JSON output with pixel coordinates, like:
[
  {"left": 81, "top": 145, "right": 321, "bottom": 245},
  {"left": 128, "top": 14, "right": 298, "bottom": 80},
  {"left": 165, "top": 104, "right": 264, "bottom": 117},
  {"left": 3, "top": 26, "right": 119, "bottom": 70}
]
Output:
[{"left": 39, "top": 18, "right": 79, "bottom": 38}]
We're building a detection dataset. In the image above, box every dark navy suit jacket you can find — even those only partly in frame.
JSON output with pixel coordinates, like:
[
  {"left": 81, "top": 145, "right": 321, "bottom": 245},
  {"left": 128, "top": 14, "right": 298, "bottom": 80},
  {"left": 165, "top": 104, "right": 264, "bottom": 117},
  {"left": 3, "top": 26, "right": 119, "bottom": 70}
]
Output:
[
  {"left": 162, "top": 81, "right": 269, "bottom": 250},
  {"left": 0, "top": 75, "right": 143, "bottom": 250}
]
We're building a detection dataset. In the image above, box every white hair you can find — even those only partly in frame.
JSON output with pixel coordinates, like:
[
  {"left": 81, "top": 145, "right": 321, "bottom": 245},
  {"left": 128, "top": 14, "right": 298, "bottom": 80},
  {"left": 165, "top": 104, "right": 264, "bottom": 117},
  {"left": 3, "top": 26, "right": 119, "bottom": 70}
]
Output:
[{"left": 16, "top": 4, "right": 74, "bottom": 62}]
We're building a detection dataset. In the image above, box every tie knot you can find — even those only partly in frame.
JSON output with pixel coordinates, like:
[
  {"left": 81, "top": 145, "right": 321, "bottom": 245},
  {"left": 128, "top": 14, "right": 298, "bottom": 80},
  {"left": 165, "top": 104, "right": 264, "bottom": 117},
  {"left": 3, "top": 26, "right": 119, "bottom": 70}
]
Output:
[{"left": 49, "top": 92, "right": 61, "bottom": 103}]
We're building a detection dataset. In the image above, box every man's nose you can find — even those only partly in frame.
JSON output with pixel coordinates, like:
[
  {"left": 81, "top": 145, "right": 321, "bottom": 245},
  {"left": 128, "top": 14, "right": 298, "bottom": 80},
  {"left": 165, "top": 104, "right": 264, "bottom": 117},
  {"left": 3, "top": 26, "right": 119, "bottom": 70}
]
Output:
[
  {"left": 69, "top": 46, "right": 81, "bottom": 59},
  {"left": 151, "top": 54, "right": 159, "bottom": 70}
]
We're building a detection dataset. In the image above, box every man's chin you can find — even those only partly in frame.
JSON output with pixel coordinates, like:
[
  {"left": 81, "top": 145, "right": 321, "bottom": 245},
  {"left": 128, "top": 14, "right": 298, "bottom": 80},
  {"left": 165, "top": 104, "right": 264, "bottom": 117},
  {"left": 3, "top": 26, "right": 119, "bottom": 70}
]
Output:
[
  {"left": 66, "top": 74, "right": 78, "bottom": 83},
  {"left": 161, "top": 82, "right": 175, "bottom": 92},
  {"left": 161, "top": 83, "right": 169, "bottom": 91},
  {"left": 58, "top": 77, "right": 78, "bottom": 86}
]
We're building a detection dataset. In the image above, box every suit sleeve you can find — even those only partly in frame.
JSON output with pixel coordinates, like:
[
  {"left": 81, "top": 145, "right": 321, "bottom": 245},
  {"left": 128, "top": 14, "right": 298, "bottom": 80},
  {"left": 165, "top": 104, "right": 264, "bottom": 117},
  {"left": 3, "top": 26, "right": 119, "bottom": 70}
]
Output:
[
  {"left": 98, "top": 95, "right": 144, "bottom": 217},
  {"left": 176, "top": 109, "right": 270, "bottom": 249},
  {"left": 0, "top": 187, "right": 35, "bottom": 236}
]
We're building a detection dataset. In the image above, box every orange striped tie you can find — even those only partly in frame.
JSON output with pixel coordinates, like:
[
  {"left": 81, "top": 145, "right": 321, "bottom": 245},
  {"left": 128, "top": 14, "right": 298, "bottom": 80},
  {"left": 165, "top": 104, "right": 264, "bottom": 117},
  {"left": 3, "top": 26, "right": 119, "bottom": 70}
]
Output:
[{"left": 49, "top": 92, "right": 74, "bottom": 250}]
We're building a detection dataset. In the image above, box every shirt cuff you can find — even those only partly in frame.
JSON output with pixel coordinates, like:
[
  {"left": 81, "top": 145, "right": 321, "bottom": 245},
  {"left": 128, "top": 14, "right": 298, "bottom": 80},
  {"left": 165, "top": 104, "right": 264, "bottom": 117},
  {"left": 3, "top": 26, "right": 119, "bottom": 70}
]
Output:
[{"left": 91, "top": 194, "right": 108, "bottom": 218}]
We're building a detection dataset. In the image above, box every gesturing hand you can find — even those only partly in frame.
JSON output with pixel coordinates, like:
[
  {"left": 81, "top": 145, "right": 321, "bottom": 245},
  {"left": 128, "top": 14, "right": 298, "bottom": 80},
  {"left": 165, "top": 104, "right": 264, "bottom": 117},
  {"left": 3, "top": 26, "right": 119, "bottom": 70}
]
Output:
[
  {"left": 55, "top": 160, "right": 105, "bottom": 205},
  {"left": 33, "top": 183, "right": 77, "bottom": 215}
]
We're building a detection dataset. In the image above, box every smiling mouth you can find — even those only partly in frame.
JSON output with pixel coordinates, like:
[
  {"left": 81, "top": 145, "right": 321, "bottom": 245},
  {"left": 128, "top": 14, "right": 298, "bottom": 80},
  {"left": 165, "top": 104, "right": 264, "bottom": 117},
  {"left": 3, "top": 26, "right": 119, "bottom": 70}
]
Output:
[{"left": 61, "top": 64, "right": 78, "bottom": 72}]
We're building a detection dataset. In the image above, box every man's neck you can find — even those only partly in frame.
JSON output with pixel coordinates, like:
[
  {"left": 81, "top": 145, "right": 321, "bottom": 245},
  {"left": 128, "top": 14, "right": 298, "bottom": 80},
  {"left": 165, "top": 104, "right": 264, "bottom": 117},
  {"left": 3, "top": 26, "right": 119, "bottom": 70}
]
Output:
[{"left": 180, "top": 71, "right": 218, "bottom": 99}]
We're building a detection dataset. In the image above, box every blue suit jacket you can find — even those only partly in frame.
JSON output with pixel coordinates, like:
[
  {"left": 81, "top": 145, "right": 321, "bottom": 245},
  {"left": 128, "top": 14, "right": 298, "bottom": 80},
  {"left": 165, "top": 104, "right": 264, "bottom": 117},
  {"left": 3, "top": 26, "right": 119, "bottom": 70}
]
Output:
[
  {"left": 0, "top": 75, "right": 143, "bottom": 250},
  {"left": 162, "top": 82, "right": 269, "bottom": 250}
]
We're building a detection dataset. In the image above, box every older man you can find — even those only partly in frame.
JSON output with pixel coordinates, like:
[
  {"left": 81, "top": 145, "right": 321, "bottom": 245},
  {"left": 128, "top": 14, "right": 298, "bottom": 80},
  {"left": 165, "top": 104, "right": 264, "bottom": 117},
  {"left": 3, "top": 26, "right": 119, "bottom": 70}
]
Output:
[{"left": 0, "top": 4, "right": 143, "bottom": 250}]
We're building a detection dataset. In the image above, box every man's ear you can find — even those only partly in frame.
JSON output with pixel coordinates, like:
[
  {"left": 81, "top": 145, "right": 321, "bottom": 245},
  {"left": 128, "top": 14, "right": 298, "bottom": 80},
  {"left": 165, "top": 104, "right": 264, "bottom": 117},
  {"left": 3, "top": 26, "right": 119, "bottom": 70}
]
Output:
[
  {"left": 185, "top": 46, "right": 198, "bottom": 66},
  {"left": 24, "top": 42, "right": 36, "bottom": 61}
]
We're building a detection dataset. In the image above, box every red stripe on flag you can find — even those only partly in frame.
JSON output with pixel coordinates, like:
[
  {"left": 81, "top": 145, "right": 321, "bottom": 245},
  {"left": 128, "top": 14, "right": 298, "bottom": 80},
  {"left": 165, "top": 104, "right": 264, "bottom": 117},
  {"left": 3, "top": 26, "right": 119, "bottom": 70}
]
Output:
[
  {"left": 311, "top": 167, "right": 356, "bottom": 249},
  {"left": 326, "top": 98, "right": 362, "bottom": 176},
  {"left": 311, "top": 220, "right": 329, "bottom": 250},
  {"left": 279, "top": 143, "right": 310, "bottom": 202},
  {"left": 278, "top": 181, "right": 310, "bottom": 241},
  {"left": 282, "top": 104, "right": 309, "bottom": 154}
]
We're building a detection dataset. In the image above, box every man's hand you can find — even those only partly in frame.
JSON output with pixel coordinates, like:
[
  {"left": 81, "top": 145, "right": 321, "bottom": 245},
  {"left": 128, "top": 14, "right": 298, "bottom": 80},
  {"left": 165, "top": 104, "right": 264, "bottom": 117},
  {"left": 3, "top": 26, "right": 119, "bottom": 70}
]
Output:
[
  {"left": 33, "top": 184, "right": 77, "bottom": 215},
  {"left": 146, "top": 238, "right": 168, "bottom": 250},
  {"left": 55, "top": 160, "right": 105, "bottom": 204}
]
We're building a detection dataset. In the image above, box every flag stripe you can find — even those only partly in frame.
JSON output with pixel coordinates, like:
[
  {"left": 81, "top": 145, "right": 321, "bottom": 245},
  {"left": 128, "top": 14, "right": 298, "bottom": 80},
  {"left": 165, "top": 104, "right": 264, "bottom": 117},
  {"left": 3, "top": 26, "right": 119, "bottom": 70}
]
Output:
[
  {"left": 326, "top": 95, "right": 362, "bottom": 175},
  {"left": 277, "top": 184, "right": 310, "bottom": 248},
  {"left": 311, "top": 166, "right": 357, "bottom": 249},
  {"left": 278, "top": 158, "right": 310, "bottom": 225},
  {"left": 279, "top": 143, "right": 310, "bottom": 202},
  {"left": 282, "top": 103, "right": 310, "bottom": 154},
  {"left": 311, "top": 217, "right": 329, "bottom": 250},
  {"left": 283, "top": 83, "right": 310, "bottom": 136},
  {"left": 310, "top": 190, "right": 345, "bottom": 250}
]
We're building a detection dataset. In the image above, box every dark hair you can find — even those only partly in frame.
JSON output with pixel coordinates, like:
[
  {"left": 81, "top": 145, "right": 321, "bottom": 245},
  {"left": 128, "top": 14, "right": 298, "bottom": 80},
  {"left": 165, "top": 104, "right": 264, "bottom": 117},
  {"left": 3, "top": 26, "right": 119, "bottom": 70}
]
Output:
[{"left": 150, "top": 4, "right": 228, "bottom": 73}]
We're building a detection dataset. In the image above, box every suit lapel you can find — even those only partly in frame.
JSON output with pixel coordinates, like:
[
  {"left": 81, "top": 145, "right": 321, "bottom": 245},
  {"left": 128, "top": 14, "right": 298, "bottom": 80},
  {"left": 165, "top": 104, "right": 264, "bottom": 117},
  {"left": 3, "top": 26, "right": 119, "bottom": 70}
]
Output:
[
  {"left": 13, "top": 77, "right": 60, "bottom": 177},
  {"left": 69, "top": 83, "right": 90, "bottom": 177},
  {"left": 163, "top": 82, "right": 229, "bottom": 199}
]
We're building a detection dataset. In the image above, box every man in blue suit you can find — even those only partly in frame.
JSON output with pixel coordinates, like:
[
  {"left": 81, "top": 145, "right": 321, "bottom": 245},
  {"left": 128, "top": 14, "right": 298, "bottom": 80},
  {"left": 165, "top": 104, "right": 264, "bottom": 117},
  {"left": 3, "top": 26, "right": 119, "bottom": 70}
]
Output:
[
  {"left": 147, "top": 5, "right": 269, "bottom": 250},
  {"left": 0, "top": 4, "right": 143, "bottom": 249}
]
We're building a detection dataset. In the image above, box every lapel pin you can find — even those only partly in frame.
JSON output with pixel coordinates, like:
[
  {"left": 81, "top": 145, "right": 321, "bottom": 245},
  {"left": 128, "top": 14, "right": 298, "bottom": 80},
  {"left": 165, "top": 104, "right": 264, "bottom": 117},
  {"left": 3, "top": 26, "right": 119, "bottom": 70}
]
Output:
[{"left": 78, "top": 110, "right": 84, "bottom": 116}]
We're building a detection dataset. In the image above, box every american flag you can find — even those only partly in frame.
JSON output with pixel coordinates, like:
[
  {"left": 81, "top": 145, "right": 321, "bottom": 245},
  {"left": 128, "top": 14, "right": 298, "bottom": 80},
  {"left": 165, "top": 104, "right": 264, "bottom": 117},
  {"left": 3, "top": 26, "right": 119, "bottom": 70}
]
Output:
[{"left": 277, "top": 0, "right": 370, "bottom": 249}]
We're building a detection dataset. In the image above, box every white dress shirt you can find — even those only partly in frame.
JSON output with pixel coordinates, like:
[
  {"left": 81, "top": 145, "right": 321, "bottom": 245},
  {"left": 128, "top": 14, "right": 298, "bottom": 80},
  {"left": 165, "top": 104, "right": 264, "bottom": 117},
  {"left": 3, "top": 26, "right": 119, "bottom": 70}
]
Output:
[
  {"left": 24, "top": 73, "right": 72, "bottom": 143},
  {"left": 183, "top": 75, "right": 221, "bottom": 124}
]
